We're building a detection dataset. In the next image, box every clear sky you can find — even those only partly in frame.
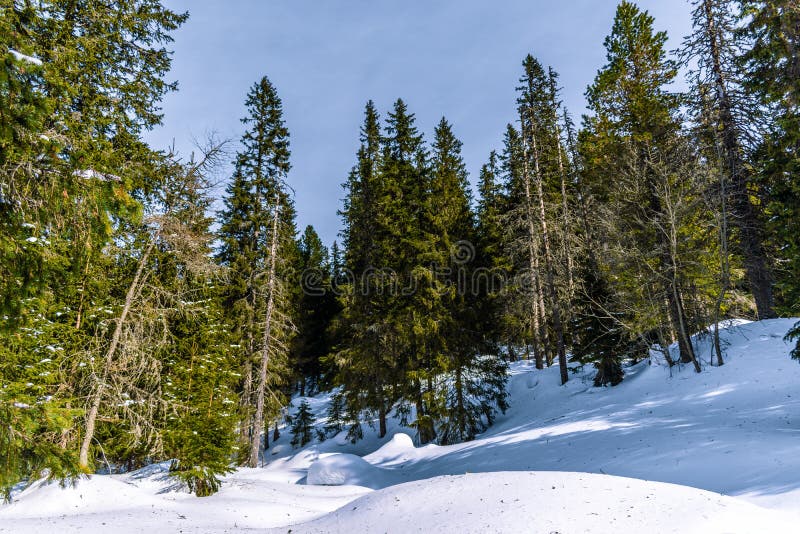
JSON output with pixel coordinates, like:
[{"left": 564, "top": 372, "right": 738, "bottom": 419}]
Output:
[{"left": 144, "top": 0, "right": 694, "bottom": 247}]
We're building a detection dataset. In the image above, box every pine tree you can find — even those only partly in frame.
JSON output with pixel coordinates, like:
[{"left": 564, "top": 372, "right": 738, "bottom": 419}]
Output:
[
  {"left": 682, "top": 0, "right": 775, "bottom": 321},
  {"left": 517, "top": 55, "right": 570, "bottom": 384},
  {"left": 217, "top": 76, "right": 297, "bottom": 467},
  {"left": 290, "top": 400, "right": 316, "bottom": 448},
  {"left": 334, "top": 101, "right": 397, "bottom": 440},
  {"left": 740, "top": 0, "right": 800, "bottom": 313},
  {"left": 499, "top": 123, "right": 546, "bottom": 368},
  {"left": 583, "top": 1, "right": 702, "bottom": 372},
  {"left": 428, "top": 118, "right": 508, "bottom": 444}
]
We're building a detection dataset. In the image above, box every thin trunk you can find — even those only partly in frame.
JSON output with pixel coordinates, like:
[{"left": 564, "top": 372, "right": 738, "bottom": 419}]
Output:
[
  {"left": 240, "top": 358, "right": 253, "bottom": 449},
  {"left": 74, "top": 254, "right": 91, "bottom": 330},
  {"left": 414, "top": 380, "right": 430, "bottom": 444},
  {"left": 79, "top": 238, "right": 155, "bottom": 470},
  {"left": 549, "top": 75, "right": 575, "bottom": 297},
  {"left": 455, "top": 366, "right": 464, "bottom": 440},
  {"left": 248, "top": 195, "right": 281, "bottom": 468},
  {"left": 712, "top": 107, "right": 730, "bottom": 367},
  {"left": 535, "top": 260, "right": 551, "bottom": 367},
  {"left": 658, "top": 203, "right": 699, "bottom": 371},
  {"left": 522, "top": 135, "right": 544, "bottom": 370},
  {"left": 672, "top": 281, "right": 701, "bottom": 373},
  {"left": 530, "top": 130, "right": 569, "bottom": 384},
  {"left": 378, "top": 405, "right": 387, "bottom": 439}
]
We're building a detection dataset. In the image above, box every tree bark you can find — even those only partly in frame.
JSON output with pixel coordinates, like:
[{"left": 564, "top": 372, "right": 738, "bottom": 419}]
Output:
[
  {"left": 378, "top": 405, "right": 387, "bottom": 439},
  {"left": 521, "top": 135, "right": 545, "bottom": 370},
  {"left": 79, "top": 238, "right": 155, "bottom": 470},
  {"left": 529, "top": 129, "right": 569, "bottom": 384},
  {"left": 248, "top": 195, "right": 281, "bottom": 468}
]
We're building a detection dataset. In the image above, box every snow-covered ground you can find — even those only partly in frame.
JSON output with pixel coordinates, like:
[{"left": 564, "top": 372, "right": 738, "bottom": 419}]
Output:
[{"left": 2, "top": 318, "right": 799, "bottom": 533}]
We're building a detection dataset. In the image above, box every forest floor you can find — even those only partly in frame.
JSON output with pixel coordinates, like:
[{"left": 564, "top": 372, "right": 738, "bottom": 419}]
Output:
[{"left": 2, "top": 318, "right": 799, "bottom": 533}]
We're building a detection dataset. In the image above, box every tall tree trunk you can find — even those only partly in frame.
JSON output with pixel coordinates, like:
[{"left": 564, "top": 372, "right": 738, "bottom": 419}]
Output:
[
  {"left": 530, "top": 130, "right": 569, "bottom": 384},
  {"left": 248, "top": 195, "right": 281, "bottom": 468},
  {"left": 455, "top": 366, "right": 465, "bottom": 441},
  {"left": 240, "top": 358, "right": 253, "bottom": 451},
  {"left": 659, "top": 196, "right": 700, "bottom": 372},
  {"left": 549, "top": 75, "right": 575, "bottom": 298},
  {"left": 534, "top": 257, "right": 551, "bottom": 367},
  {"left": 711, "top": 96, "right": 730, "bottom": 367},
  {"left": 522, "top": 138, "right": 544, "bottom": 370},
  {"left": 79, "top": 239, "right": 155, "bottom": 470}
]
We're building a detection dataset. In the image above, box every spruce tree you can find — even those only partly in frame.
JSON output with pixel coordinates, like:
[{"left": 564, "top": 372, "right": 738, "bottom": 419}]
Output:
[
  {"left": 475, "top": 151, "right": 509, "bottom": 346},
  {"left": 740, "top": 1, "right": 800, "bottom": 313},
  {"left": 217, "top": 76, "right": 297, "bottom": 467},
  {"left": 290, "top": 400, "right": 316, "bottom": 448},
  {"left": 380, "top": 100, "right": 436, "bottom": 443},
  {"left": 682, "top": 0, "right": 775, "bottom": 321},
  {"left": 571, "top": 256, "right": 627, "bottom": 386},
  {"left": 428, "top": 118, "right": 508, "bottom": 444},
  {"left": 1, "top": 0, "right": 186, "bottom": 487},
  {"left": 334, "top": 101, "right": 397, "bottom": 440},
  {"left": 151, "top": 149, "right": 238, "bottom": 496}
]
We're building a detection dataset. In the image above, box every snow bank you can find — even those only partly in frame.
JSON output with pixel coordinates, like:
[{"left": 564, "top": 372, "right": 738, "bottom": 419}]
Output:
[
  {"left": 3, "top": 474, "right": 163, "bottom": 518},
  {"left": 364, "top": 432, "right": 421, "bottom": 465},
  {"left": 307, "top": 453, "right": 403, "bottom": 489},
  {"left": 286, "top": 471, "right": 795, "bottom": 534}
]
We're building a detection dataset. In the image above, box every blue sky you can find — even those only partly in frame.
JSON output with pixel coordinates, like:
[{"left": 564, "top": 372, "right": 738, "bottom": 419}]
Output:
[{"left": 145, "top": 1, "right": 693, "bottom": 247}]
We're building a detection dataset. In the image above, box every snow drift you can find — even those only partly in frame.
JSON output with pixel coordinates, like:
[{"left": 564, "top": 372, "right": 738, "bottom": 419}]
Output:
[{"left": 285, "top": 471, "right": 795, "bottom": 534}]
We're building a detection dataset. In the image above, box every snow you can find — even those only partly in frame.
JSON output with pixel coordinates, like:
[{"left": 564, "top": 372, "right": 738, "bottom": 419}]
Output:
[
  {"left": 2, "top": 318, "right": 800, "bottom": 532},
  {"left": 73, "top": 169, "right": 122, "bottom": 182},
  {"left": 285, "top": 472, "right": 795, "bottom": 534},
  {"left": 307, "top": 452, "right": 404, "bottom": 489},
  {"left": 8, "top": 49, "right": 42, "bottom": 66}
]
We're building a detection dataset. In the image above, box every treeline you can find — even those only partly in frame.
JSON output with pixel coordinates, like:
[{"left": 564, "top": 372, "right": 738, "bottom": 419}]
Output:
[{"left": 1, "top": 0, "right": 799, "bottom": 498}]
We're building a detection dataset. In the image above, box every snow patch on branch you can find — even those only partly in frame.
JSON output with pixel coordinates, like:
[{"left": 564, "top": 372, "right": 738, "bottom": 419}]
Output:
[
  {"left": 9, "top": 49, "right": 43, "bottom": 66},
  {"left": 73, "top": 169, "right": 122, "bottom": 182}
]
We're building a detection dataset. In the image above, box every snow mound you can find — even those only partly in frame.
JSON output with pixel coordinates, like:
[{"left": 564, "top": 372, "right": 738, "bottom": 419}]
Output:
[
  {"left": 285, "top": 471, "right": 794, "bottom": 534},
  {"left": 307, "top": 453, "right": 403, "bottom": 489},
  {"left": 3, "top": 475, "right": 162, "bottom": 518},
  {"left": 363, "top": 432, "right": 421, "bottom": 465}
]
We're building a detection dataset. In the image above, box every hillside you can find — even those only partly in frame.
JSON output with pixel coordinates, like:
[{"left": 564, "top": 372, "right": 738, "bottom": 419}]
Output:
[{"left": 2, "top": 318, "right": 799, "bottom": 533}]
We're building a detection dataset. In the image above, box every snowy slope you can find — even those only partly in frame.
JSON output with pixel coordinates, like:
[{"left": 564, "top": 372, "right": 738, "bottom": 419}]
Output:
[
  {"left": 2, "top": 318, "right": 799, "bottom": 533},
  {"left": 284, "top": 472, "right": 794, "bottom": 534}
]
